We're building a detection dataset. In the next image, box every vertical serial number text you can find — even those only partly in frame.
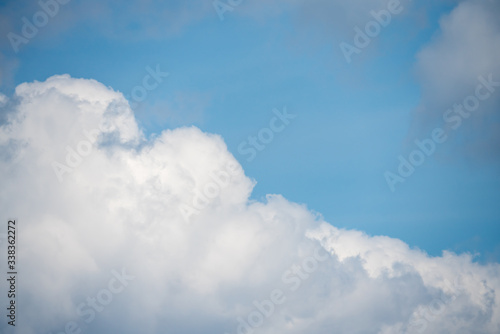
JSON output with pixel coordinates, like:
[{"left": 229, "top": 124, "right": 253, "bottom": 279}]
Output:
[{"left": 6, "top": 219, "right": 17, "bottom": 327}]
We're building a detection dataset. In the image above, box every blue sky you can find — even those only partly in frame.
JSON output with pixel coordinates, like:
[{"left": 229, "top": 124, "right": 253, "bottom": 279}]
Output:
[
  {"left": 2, "top": 1, "right": 500, "bottom": 333},
  {"left": 1, "top": 0, "right": 499, "bottom": 262}
]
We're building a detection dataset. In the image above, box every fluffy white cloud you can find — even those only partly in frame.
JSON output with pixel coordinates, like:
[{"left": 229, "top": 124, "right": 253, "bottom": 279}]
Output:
[{"left": 0, "top": 75, "right": 499, "bottom": 334}]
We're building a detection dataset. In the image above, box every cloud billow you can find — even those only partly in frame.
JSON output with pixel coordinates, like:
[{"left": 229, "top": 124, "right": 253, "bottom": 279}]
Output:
[{"left": 0, "top": 75, "right": 499, "bottom": 334}]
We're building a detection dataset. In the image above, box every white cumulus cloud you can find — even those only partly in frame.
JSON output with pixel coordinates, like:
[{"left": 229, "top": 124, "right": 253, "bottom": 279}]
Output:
[{"left": 0, "top": 75, "right": 499, "bottom": 334}]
